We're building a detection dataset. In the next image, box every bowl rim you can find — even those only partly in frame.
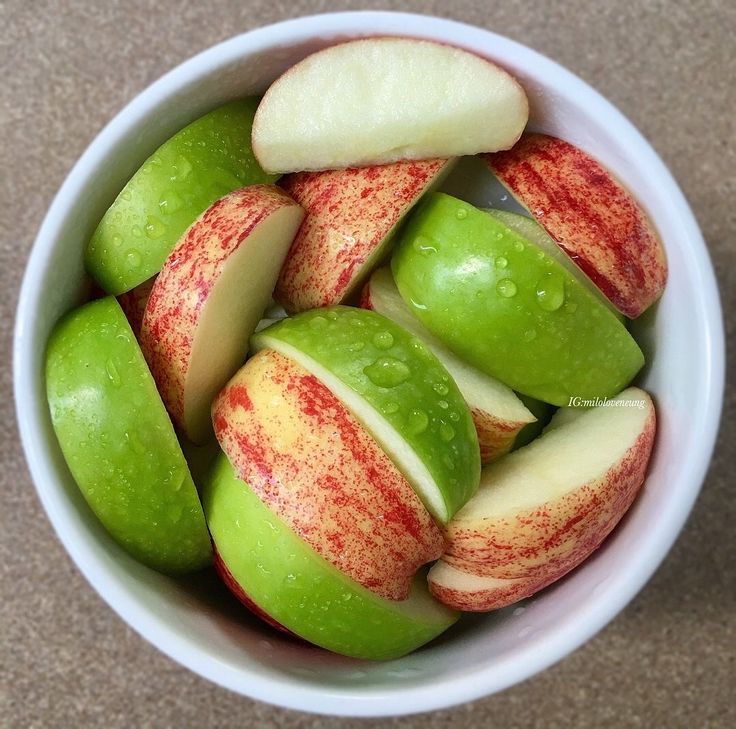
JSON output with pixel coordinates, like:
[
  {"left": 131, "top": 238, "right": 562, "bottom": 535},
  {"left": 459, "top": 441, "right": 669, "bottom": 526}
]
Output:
[{"left": 14, "top": 10, "right": 725, "bottom": 717}]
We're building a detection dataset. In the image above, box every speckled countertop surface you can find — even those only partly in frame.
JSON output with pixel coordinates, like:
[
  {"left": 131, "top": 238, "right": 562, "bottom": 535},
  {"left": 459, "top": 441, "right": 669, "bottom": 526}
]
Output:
[{"left": 1, "top": 1, "right": 734, "bottom": 727}]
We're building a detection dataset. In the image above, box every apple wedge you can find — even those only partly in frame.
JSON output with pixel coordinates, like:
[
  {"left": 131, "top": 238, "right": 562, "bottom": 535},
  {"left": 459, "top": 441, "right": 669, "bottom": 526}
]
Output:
[
  {"left": 485, "top": 134, "right": 667, "bottom": 318},
  {"left": 117, "top": 276, "right": 155, "bottom": 338},
  {"left": 204, "top": 453, "right": 458, "bottom": 660},
  {"left": 392, "top": 193, "right": 644, "bottom": 405},
  {"left": 436, "top": 388, "right": 655, "bottom": 594},
  {"left": 252, "top": 38, "right": 528, "bottom": 173},
  {"left": 86, "top": 99, "right": 277, "bottom": 295},
  {"left": 140, "top": 185, "right": 304, "bottom": 443},
  {"left": 361, "top": 267, "right": 536, "bottom": 463},
  {"left": 275, "top": 158, "right": 454, "bottom": 313},
  {"left": 45, "top": 297, "right": 211, "bottom": 574},
  {"left": 252, "top": 307, "right": 480, "bottom": 522},
  {"left": 212, "top": 349, "right": 444, "bottom": 601}
]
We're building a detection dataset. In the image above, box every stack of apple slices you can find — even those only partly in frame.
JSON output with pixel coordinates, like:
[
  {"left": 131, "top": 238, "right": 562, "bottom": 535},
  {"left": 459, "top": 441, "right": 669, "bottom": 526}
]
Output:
[{"left": 45, "top": 35, "right": 667, "bottom": 662}]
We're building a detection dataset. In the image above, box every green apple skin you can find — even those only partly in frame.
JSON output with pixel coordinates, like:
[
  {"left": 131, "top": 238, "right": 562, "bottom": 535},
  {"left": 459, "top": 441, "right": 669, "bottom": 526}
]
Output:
[
  {"left": 46, "top": 297, "right": 212, "bottom": 573},
  {"left": 252, "top": 306, "right": 480, "bottom": 523},
  {"left": 85, "top": 99, "right": 277, "bottom": 295},
  {"left": 513, "top": 394, "right": 553, "bottom": 449},
  {"left": 203, "top": 453, "right": 459, "bottom": 660},
  {"left": 486, "top": 209, "right": 624, "bottom": 321},
  {"left": 391, "top": 193, "right": 644, "bottom": 406}
]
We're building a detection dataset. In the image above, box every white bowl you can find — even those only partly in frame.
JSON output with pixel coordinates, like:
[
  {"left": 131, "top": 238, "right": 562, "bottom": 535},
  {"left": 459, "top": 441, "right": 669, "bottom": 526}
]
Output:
[{"left": 14, "top": 11, "right": 724, "bottom": 717}]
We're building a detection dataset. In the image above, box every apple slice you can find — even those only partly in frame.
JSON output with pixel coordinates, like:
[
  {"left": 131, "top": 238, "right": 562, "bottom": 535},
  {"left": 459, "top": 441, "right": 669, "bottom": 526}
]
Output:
[
  {"left": 485, "top": 210, "right": 623, "bottom": 320},
  {"left": 437, "top": 388, "right": 656, "bottom": 590},
  {"left": 392, "top": 193, "right": 644, "bottom": 405},
  {"left": 86, "top": 99, "right": 277, "bottom": 295},
  {"left": 117, "top": 276, "right": 155, "bottom": 338},
  {"left": 204, "top": 453, "right": 458, "bottom": 660},
  {"left": 252, "top": 307, "right": 480, "bottom": 523},
  {"left": 212, "top": 349, "right": 444, "bottom": 601},
  {"left": 485, "top": 134, "right": 667, "bottom": 318},
  {"left": 140, "top": 185, "right": 304, "bottom": 443},
  {"left": 361, "top": 267, "right": 536, "bottom": 464},
  {"left": 45, "top": 297, "right": 211, "bottom": 574},
  {"left": 252, "top": 38, "right": 528, "bottom": 173},
  {"left": 275, "top": 158, "right": 454, "bottom": 313},
  {"left": 428, "top": 561, "right": 551, "bottom": 612}
]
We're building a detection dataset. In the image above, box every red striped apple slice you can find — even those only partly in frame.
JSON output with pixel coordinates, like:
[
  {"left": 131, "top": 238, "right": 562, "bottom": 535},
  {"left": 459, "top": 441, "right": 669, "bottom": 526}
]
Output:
[
  {"left": 275, "top": 159, "right": 453, "bottom": 313},
  {"left": 212, "top": 349, "right": 444, "bottom": 602},
  {"left": 140, "top": 185, "right": 304, "bottom": 443},
  {"left": 485, "top": 134, "right": 667, "bottom": 318},
  {"left": 362, "top": 268, "right": 535, "bottom": 463},
  {"left": 435, "top": 388, "right": 655, "bottom": 600},
  {"left": 253, "top": 38, "right": 528, "bottom": 173}
]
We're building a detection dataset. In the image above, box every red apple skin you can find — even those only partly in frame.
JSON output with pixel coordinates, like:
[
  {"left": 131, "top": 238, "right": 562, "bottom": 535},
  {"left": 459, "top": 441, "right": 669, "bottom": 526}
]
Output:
[
  {"left": 212, "top": 349, "right": 444, "bottom": 602},
  {"left": 442, "top": 408, "right": 656, "bottom": 581},
  {"left": 117, "top": 276, "right": 155, "bottom": 338},
  {"left": 275, "top": 159, "right": 452, "bottom": 313},
  {"left": 213, "top": 548, "right": 297, "bottom": 637},
  {"left": 140, "top": 185, "right": 300, "bottom": 437},
  {"left": 485, "top": 134, "right": 667, "bottom": 318}
]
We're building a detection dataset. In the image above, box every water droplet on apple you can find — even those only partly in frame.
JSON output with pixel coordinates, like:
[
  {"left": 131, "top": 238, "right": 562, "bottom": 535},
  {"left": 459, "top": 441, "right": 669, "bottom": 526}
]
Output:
[
  {"left": 455, "top": 207, "right": 468, "bottom": 220},
  {"left": 159, "top": 190, "right": 184, "bottom": 215},
  {"left": 105, "top": 359, "right": 121, "bottom": 386},
  {"left": 449, "top": 410, "right": 460, "bottom": 422},
  {"left": 433, "top": 382, "right": 449, "bottom": 396},
  {"left": 131, "top": 226, "right": 142, "bottom": 238},
  {"left": 171, "top": 155, "right": 192, "bottom": 182},
  {"left": 381, "top": 401, "right": 400, "bottom": 415},
  {"left": 144, "top": 215, "right": 166, "bottom": 239},
  {"left": 523, "top": 328, "right": 537, "bottom": 342},
  {"left": 121, "top": 190, "right": 132, "bottom": 202},
  {"left": 111, "top": 234, "right": 122, "bottom": 247},
  {"left": 536, "top": 273, "right": 565, "bottom": 311},
  {"left": 442, "top": 453, "right": 455, "bottom": 470},
  {"left": 309, "top": 315, "right": 328, "bottom": 330},
  {"left": 412, "top": 235, "right": 438, "bottom": 256},
  {"left": 372, "top": 331, "right": 394, "bottom": 350},
  {"left": 406, "top": 408, "right": 429, "bottom": 434},
  {"left": 363, "top": 357, "right": 411, "bottom": 388},
  {"left": 348, "top": 340, "right": 365, "bottom": 352},
  {"left": 438, "top": 400, "right": 449, "bottom": 410},
  {"left": 168, "top": 503, "right": 183, "bottom": 523},
  {"left": 126, "top": 249, "right": 142, "bottom": 268},
  {"left": 495, "top": 256, "right": 508, "bottom": 269},
  {"left": 513, "top": 240, "right": 524, "bottom": 252},
  {"left": 496, "top": 279, "right": 517, "bottom": 298},
  {"left": 409, "top": 297, "right": 427, "bottom": 311},
  {"left": 440, "top": 423, "right": 455, "bottom": 441}
]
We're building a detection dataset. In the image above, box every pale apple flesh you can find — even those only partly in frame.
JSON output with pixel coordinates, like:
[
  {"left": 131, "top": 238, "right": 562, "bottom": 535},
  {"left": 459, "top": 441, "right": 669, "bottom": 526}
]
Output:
[
  {"left": 140, "top": 185, "right": 304, "bottom": 443},
  {"left": 252, "top": 38, "right": 529, "bottom": 173},
  {"left": 485, "top": 134, "right": 667, "bottom": 318},
  {"left": 276, "top": 158, "right": 454, "bottom": 313},
  {"left": 361, "top": 267, "right": 535, "bottom": 464},
  {"left": 439, "top": 388, "right": 656, "bottom": 587},
  {"left": 212, "top": 348, "right": 444, "bottom": 602}
]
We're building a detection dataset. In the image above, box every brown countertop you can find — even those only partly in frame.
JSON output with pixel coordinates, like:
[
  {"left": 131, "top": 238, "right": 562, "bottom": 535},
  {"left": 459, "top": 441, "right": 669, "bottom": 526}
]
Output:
[{"left": 1, "top": 1, "right": 733, "bottom": 726}]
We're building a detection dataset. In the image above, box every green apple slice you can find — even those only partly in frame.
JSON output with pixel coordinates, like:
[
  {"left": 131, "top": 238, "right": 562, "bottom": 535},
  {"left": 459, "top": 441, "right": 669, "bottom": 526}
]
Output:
[
  {"left": 45, "top": 297, "right": 211, "bottom": 573},
  {"left": 512, "top": 394, "right": 554, "bottom": 450},
  {"left": 252, "top": 307, "right": 480, "bottom": 522},
  {"left": 86, "top": 99, "right": 277, "bottom": 295},
  {"left": 203, "top": 453, "right": 458, "bottom": 660},
  {"left": 485, "top": 209, "right": 623, "bottom": 320},
  {"left": 392, "top": 193, "right": 644, "bottom": 406}
]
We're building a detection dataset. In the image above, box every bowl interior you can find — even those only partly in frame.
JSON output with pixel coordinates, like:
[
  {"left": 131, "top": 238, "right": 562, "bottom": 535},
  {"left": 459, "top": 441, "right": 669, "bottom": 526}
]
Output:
[{"left": 14, "top": 12, "right": 723, "bottom": 717}]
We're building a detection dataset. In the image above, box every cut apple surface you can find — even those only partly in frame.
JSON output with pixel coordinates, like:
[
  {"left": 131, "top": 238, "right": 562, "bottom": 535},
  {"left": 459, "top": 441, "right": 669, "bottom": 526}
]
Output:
[
  {"left": 117, "top": 276, "right": 155, "bottom": 338},
  {"left": 212, "top": 349, "right": 444, "bottom": 601},
  {"left": 45, "top": 297, "right": 212, "bottom": 574},
  {"left": 362, "top": 267, "right": 536, "bottom": 463},
  {"left": 86, "top": 99, "right": 277, "bottom": 295},
  {"left": 440, "top": 387, "right": 656, "bottom": 585},
  {"left": 204, "top": 453, "right": 458, "bottom": 660},
  {"left": 275, "top": 158, "right": 454, "bottom": 313},
  {"left": 392, "top": 193, "right": 644, "bottom": 405},
  {"left": 140, "top": 185, "right": 304, "bottom": 443},
  {"left": 252, "top": 38, "right": 528, "bottom": 173},
  {"left": 252, "top": 307, "right": 480, "bottom": 522},
  {"left": 485, "top": 134, "right": 667, "bottom": 318}
]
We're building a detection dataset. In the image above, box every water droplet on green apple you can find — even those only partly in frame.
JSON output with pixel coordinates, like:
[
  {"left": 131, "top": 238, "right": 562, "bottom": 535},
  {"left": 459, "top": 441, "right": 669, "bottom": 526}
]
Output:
[
  {"left": 381, "top": 401, "right": 400, "bottom": 415},
  {"left": 455, "top": 207, "right": 468, "bottom": 220},
  {"left": 442, "top": 453, "right": 456, "bottom": 470},
  {"left": 406, "top": 408, "right": 429, "bottom": 434},
  {"left": 131, "top": 225, "right": 142, "bottom": 238},
  {"left": 144, "top": 215, "right": 166, "bottom": 239},
  {"left": 168, "top": 503, "right": 183, "bottom": 523},
  {"left": 309, "top": 315, "right": 328, "bottom": 330},
  {"left": 111, "top": 234, "right": 122, "bottom": 247},
  {"left": 440, "top": 423, "right": 455, "bottom": 441},
  {"left": 126, "top": 249, "right": 142, "bottom": 268},
  {"left": 363, "top": 357, "right": 411, "bottom": 387},
  {"left": 172, "top": 155, "right": 192, "bottom": 181},
  {"left": 513, "top": 240, "right": 525, "bottom": 252},
  {"left": 536, "top": 273, "right": 565, "bottom": 311},
  {"left": 496, "top": 279, "right": 517, "bottom": 298},
  {"left": 495, "top": 256, "right": 508, "bottom": 269},
  {"left": 449, "top": 410, "right": 460, "bottom": 422},
  {"left": 105, "top": 358, "right": 121, "bottom": 386},
  {"left": 348, "top": 340, "right": 365, "bottom": 352},
  {"left": 412, "top": 235, "right": 438, "bottom": 256},
  {"left": 372, "top": 331, "right": 394, "bottom": 350},
  {"left": 433, "top": 382, "right": 449, "bottom": 396},
  {"left": 159, "top": 190, "right": 184, "bottom": 215},
  {"left": 121, "top": 190, "right": 132, "bottom": 202},
  {"left": 438, "top": 399, "right": 449, "bottom": 409},
  {"left": 524, "top": 328, "right": 537, "bottom": 342}
]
